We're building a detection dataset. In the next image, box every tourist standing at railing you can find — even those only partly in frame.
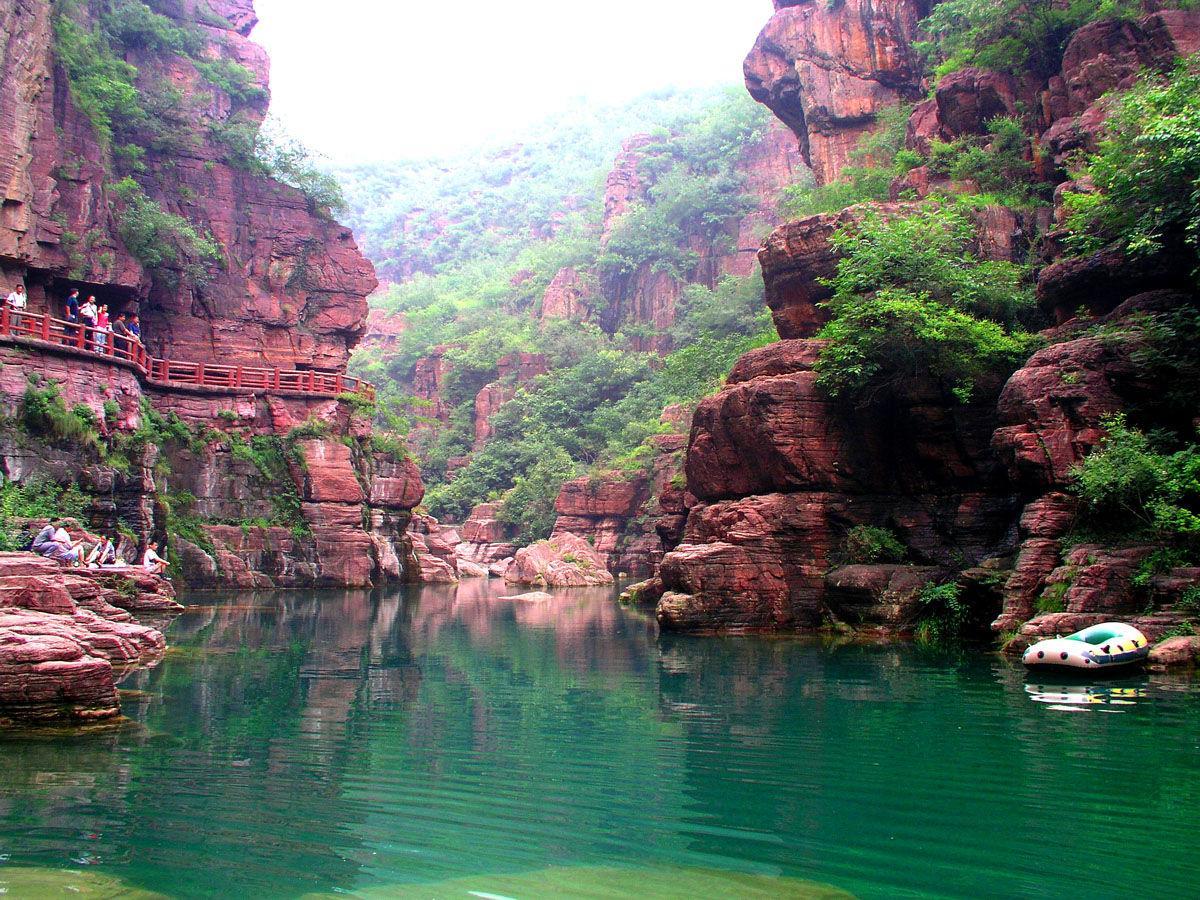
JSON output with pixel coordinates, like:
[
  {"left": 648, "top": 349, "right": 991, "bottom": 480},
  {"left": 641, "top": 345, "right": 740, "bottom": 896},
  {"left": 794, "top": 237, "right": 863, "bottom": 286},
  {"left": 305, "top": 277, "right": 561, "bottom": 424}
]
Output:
[
  {"left": 110, "top": 312, "right": 131, "bottom": 359},
  {"left": 96, "top": 304, "right": 110, "bottom": 353},
  {"left": 5, "top": 283, "right": 25, "bottom": 331},
  {"left": 63, "top": 288, "right": 80, "bottom": 341},
  {"left": 79, "top": 295, "right": 98, "bottom": 350},
  {"left": 128, "top": 313, "right": 142, "bottom": 344}
]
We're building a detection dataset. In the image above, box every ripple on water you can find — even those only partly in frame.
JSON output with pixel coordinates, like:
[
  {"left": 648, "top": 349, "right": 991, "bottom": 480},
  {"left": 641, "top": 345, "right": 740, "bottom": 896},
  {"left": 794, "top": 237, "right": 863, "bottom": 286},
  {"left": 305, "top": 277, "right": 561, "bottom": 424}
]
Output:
[{"left": 303, "top": 865, "right": 854, "bottom": 899}]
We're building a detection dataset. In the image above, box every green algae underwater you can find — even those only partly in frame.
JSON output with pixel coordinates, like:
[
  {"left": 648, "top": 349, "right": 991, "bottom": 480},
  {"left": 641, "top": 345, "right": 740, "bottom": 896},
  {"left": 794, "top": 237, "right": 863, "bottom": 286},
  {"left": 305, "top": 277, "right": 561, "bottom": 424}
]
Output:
[{"left": 1, "top": 581, "right": 1198, "bottom": 898}]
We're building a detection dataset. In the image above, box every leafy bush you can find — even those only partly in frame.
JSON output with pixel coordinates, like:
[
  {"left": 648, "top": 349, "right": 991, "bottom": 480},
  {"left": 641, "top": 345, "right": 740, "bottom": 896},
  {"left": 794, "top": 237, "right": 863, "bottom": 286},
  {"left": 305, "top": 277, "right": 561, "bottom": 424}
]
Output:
[
  {"left": 1064, "top": 57, "right": 1200, "bottom": 271},
  {"left": 20, "top": 378, "right": 103, "bottom": 453},
  {"left": 671, "top": 272, "right": 773, "bottom": 344},
  {"left": 917, "top": 0, "right": 1150, "bottom": 80},
  {"left": 287, "top": 418, "right": 333, "bottom": 441},
  {"left": 926, "top": 117, "right": 1044, "bottom": 206},
  {"left": 110, "top": 177, "right": 221, "bottom": 275},
  {"left": 496, "top": 448, "right": 579, "bottom": 545},
  {"left": 814, "top": 201, "right": 1038, "bottom": 402},
  {"left": 0, "top": 479, "right": 89, "bottom": 551},
  {"left": 913, "top": 581, "right": 971, "bottom": 644},
  {"left": 844, "top": 525, "right": 907, "bottom": 564},
  {"left": 779, "top": 103, "right": 917, "bottom": 217},
  {"left": 1070, "top": 414, "right": 1200, "bottom": 542}
]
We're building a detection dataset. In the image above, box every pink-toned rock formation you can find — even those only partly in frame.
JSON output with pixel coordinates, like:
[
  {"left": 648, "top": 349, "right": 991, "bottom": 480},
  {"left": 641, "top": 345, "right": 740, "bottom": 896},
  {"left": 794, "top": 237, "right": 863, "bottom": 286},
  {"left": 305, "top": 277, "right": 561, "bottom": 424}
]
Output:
[
  {"left": 0, "top": 553, "right": 176, "bottom": 725},
  {"left": 456, "top": 502, "right": 519, "bottom": 565},
  {"left": 744, "top": 0, "right": 928, "bottom": 184},
  {"left": 0, "top": 1, "right": 428, "bottom": 590},
  {"left": 472, "top": 352, "right": 548, "bottom": 448},
  {"left": 550, "top": 427, "right": 692, "bottom": 578},
  {"left": 504, "top": 532, "right": 615, "bottom": 588}
]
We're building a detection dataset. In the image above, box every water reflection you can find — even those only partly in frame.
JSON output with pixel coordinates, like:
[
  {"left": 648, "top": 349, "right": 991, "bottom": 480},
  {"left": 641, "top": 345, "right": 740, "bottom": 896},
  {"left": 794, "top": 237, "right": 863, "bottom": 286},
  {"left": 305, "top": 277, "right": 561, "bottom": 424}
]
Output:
[
  {"left": 1024, "top": 680, "right": 1149, "bottom": 711},
  {"left": 0, "top": 581, "right": 1197, "bottom": 899}
]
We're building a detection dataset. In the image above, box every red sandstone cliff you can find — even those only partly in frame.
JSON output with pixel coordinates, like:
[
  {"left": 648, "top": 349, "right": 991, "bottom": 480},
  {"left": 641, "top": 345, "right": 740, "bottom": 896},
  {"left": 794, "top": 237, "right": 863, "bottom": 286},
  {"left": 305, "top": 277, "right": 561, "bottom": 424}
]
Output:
[
  {"left": 744, "top": 0, "right": 929, "bottom": 185},
  {"left": 652, "top": 6, "right": 1200, "bottom": 638},
  {"left": 0, "top": 0, "right": 375, "bottom": 371},
  {"left": 593, "top": 120, "right": 803, "bottom": 350},
  {"left": 0, "top": 1, "right": 424, "bottom": 590}
]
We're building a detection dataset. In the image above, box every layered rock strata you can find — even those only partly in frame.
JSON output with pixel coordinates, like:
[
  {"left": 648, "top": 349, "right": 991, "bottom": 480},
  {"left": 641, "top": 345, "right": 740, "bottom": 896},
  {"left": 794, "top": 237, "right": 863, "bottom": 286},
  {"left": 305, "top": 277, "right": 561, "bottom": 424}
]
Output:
[
  {"left": 0, "top": 1, "right": 424, "bottom": 588},
  {"left": 0, "top": 552, "right": 176, "bottom": 725}
]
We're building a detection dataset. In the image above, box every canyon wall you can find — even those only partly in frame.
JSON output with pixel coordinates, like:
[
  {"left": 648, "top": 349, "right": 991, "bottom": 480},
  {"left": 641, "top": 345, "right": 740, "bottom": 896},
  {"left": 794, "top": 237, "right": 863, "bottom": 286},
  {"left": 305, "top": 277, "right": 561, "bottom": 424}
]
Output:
[
  {"left": 0, "top": 1, "right": 424, "bottom": 588},
  {"left": 651, "top": 3, "right": 1200, "bottom": 637}
]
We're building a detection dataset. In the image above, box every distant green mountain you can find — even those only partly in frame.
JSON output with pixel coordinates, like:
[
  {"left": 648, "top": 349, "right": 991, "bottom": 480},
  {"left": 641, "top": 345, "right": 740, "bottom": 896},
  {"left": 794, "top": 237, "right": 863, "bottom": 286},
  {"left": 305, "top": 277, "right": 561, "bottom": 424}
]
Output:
[{"left": 334, "top": 86, "right": 736, "bottom": 282}]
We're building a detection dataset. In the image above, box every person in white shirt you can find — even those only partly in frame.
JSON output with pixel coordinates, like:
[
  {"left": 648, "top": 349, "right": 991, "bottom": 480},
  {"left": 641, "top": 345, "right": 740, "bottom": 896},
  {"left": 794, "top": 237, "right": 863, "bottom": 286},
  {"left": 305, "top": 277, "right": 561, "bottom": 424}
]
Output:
[
  {"left": 142, "top": 540, "right": 168, "bottom": 575},
  {"left": 79, "top": 296, "right": 98, "bottom": 350},
  {"left": 6, "top": 283, "right": 26, "bottom": 331}
]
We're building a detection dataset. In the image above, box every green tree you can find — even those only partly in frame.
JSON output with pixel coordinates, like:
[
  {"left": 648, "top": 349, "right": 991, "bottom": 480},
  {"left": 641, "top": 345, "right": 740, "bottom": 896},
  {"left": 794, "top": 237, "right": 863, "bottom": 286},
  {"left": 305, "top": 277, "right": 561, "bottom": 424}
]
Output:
[
  {"left": 1064, "top": 57, "right": 1200, "bottom": 271},
  {"left": 814, "top": 201, "right": 1038, "bottom": 402}
]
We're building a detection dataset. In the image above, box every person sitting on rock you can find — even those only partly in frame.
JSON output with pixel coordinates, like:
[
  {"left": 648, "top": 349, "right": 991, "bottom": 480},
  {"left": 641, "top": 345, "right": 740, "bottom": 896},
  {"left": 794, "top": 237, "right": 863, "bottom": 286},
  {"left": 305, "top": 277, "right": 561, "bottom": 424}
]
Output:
[
  {"left": 86, "top": 535, "right": 117, "bottom": 568},
  {"left": 142, "top": 540, "right": 168, "bottom": 575},
  {"left": 35, "top": 522, "right": 83, "bottom": 566},
  {"left": 30, "top": 522, "right": 55, "bottom": 556},
  {"left": 6, "top": 282, "right": 26, "bottom": 331}
]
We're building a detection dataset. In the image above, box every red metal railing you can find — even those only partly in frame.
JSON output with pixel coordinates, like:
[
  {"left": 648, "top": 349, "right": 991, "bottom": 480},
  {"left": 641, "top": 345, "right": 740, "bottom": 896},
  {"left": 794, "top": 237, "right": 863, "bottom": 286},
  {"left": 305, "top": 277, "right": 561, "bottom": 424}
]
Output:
[{"left": 0, "top": 306, "right": 374, "bottom": 400}]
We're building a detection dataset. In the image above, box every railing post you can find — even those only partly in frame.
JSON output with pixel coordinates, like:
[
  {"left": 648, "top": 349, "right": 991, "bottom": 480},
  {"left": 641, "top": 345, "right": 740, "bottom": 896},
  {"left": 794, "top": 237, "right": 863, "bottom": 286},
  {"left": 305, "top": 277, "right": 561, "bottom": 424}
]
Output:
[
  {"left": 273, "top": 367, "right": 281, "bottom": 391},
  {"left": 0, "top": 303, "right": 8, "bottom": 335},
  {"left": 307, "top": 370, "right": 316, "bottom": 392},
  {"left": 334, "top": 374, "right": 343, "bottom": 394},
  {"left": 41, "top": 314, "right": 50, "bottom": 342},
  {"left": 234, "top": 365, "right": 243, "bottom": 388}
]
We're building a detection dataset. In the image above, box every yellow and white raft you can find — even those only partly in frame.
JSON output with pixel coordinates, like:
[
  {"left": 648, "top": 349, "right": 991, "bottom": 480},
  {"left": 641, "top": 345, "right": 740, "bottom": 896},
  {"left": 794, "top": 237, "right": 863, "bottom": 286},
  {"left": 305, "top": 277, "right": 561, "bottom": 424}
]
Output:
[{"left": 1022, "top": 622, "right": 1150, "bottom": 673}]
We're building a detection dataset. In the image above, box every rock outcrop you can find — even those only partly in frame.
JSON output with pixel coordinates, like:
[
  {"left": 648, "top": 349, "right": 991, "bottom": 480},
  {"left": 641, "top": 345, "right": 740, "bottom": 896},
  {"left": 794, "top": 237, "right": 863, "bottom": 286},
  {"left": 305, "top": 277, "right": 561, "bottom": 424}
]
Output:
[
  {"left": 653, "top": 5, "right": 1200, "bottom": 639},
  {"left": 550, "top": 422, "right": 691, "bottom": 578},
  {"left": 503, "top": 532, "right": 615, "bottom": 588},
  {"left": 456, "top": 502, "right": 519, "bottom": 566},
  {"left": 0, "top": 1, "right": 427, "bottom": 589},
  {"left": 744, "top": 0, "right": 929, "bottom": 184},
  {"left": 0, "top": 553, "right": 176, "bottom": 726},
  {"left": 656, "top": 323, "right": 1016, "bottom": 631},
  {"left": 596, "top": 121, "right": 802, "bottom": 351}
]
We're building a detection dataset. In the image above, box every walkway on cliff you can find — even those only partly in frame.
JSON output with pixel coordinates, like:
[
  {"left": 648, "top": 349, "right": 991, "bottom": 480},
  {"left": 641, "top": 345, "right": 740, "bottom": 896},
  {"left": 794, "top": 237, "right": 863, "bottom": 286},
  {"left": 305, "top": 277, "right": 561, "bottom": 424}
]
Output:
[{"left": 0, "top": 307, "right": 373, "bottom": 400}]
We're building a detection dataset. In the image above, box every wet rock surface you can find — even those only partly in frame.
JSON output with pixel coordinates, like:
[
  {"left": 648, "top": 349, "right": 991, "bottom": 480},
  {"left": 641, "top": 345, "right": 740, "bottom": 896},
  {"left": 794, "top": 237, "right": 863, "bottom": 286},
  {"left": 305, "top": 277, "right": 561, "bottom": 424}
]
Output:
[{"left": 0, "top": 553, "right": 175, "bottom": 726}]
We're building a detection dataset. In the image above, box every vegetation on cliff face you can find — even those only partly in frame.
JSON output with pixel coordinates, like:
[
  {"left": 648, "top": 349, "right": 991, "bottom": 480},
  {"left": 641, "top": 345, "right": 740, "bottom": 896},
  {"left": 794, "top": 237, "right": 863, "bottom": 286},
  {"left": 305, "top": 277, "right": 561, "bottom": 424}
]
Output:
[
  {"left": 53, "top": 0, "right": 340, "bottom": 280},
  {"left": 345, "top": 90, "right": 778, "bottom": 538},
  {"left": 814, "top": 201, "right": 1038, "bottom": 403},
  {"left": 336, "top": 87, "right": 736, "bottom": 282},
  {"left": 918, "top": 0, "right": 1196, "bottom": 78},
  {"left": 1064, "top": 57, "right": 1200, "bottom": 268}
]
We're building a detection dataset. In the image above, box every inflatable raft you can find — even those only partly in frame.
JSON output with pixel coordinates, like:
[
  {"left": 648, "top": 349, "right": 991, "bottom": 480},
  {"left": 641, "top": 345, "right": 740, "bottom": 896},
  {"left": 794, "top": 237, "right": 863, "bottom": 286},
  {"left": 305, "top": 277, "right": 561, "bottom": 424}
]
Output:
[{"left": 1022, "top": 622, "right": 1149, "bottom": 672}]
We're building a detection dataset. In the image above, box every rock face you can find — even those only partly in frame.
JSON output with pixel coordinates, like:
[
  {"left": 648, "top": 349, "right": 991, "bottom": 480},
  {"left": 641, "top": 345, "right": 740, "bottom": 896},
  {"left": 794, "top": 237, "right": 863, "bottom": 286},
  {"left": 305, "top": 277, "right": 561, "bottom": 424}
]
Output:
[
  {"left": 0, "top": 0, "right": 376, "bottom": 370},
  {"left": 990, "top": 293, "right": 1194, "bottom": 634},
  {"left": 657, "top": 330, "right": 1016, "bottom": 630},
  {"left": 596, "top": 121, "right": 802, "bottom": 351},
  {"left": 456, "top": 502, "right": 519, "bottom": 566},
  {"left": 0, "top": 553, "right": 176, "bottom": 726},
  {"left": 0, "top": 2, "right": 428, "bottom": 589},
  {"left": 657, "top": 0, "right": 1200, "bottom": 638},
  {"left": 744, "top": 0, "right": 929, "bottom": 184},
  {"left": 504, "top": 532, "right": 615, "bottom": 588},
  {"left": 472, "top": 352, "right": 548, "bottom": 449},
  {"left": 550, "top": 426, "right": 692, "bottom": 578}
]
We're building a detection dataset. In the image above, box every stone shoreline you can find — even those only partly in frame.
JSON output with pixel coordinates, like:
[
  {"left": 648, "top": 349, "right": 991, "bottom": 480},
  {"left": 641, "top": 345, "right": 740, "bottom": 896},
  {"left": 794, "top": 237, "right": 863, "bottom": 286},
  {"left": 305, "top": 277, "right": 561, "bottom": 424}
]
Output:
[{"left": 0, "top": 553, "right": 180, "bottom": 727}]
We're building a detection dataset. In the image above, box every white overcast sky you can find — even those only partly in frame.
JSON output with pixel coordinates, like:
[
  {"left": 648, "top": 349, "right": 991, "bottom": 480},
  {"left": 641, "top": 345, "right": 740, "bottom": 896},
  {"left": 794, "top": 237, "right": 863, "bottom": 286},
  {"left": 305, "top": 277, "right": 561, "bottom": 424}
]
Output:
[{"left": 252, "top": 0, "right": 774, "bottom": 164}]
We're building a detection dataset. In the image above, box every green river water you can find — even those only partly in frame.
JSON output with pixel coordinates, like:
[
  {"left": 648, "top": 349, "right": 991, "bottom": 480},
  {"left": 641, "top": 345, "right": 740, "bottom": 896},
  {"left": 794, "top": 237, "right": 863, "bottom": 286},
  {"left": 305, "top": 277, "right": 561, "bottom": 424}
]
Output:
[{"left": 0, "top": 581, "right": 1198, "bottom": 898}]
